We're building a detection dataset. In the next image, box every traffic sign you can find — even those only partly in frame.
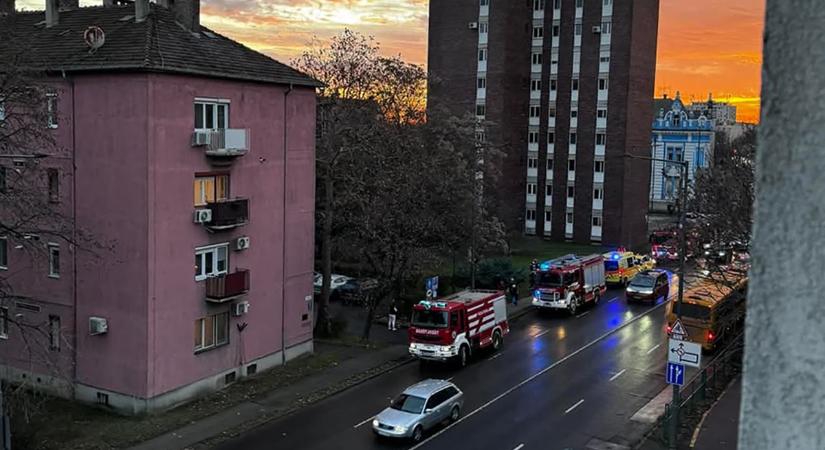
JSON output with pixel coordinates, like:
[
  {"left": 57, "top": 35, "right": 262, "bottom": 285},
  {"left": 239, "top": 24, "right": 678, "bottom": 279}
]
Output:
[
  {"left": 666, "top": 362, "right": 685, "bottom": 386},
  {"left": 426, "top": 276, "right": 439, "bottom": 299},
  {"left": 668, "top": 338, "right": 702, "bottom": 368},
  {"left": 670, "top": 319, "right": 689, "bottom": 340}
]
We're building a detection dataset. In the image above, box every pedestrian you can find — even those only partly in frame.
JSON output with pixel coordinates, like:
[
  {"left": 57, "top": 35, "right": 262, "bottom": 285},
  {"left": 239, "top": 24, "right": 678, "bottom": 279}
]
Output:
[
  {"left": 529, "top": 258, "right": 539, "bottom": 273},
  {"left": 388, "top": 300, "right": 398, "bottom": 331},
  {"left": 508, "top": 278, "right": 519, "bottom": 306}
]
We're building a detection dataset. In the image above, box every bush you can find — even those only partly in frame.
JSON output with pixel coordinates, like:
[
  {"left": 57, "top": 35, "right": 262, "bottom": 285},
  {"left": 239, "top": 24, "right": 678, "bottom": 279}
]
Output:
[{"left": 454, "top": 258, "right": 528, "bottom": 290}]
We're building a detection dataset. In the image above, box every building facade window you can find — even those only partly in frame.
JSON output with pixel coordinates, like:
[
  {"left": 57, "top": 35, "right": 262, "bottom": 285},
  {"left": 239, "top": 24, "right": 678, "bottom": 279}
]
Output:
[
  {"left": 533, "top": 26, "right": 544, "bottom": 39},
  {"left": 528, "top": 131, "right": 540, "bottom": 144},
  {"left": 478, "top": 77, "right": 487, "bottom": 89},
  {"left": 592, "top": 216, "right": 602, "bottom": 227},
  {"left": 572, "top": 79, "right": 579, "bottom": 91},
  {"left": 550, "top": 79, "right": 557, "bottom": 91},
  {"left": 574, "top": 23, "right": 582, "bottom": 35},
  {"left": 594, "top": 160, "right": 605, "bottom": 173},
  {"left": 600, "top": 56, "right": 610, "bottom": 63},
  {"left": 194, "top": 311, "right": 229, "bottom": 352},
  {"left": 566, "top": 212, "right": 574, "bottom": 223},
  {"left": 596, "top": 133, "right": 606, "bottom": 145},
  {"left": 576, "top": 0, "right": 583, "bottom": 7},
  {"left": 594, "top": 187, "right": 604, "bottom": 199},
  {"left": 552, "top": 25, "right": 560, "bottom": 37},
  {"left": 531, "top": 79, "right": 542, "bottom": 91},
  {"left": 554, "top": 0, "right": 561, "bottom": 8},
  {"left": 46, "top": 93, "right": 58, "bottom": 129},
  {"left": 479, "top": 22, "right": 489, "bottom": 33},
  {"left": 547, "top": 158, "right": 554, "bottom": 170},
  {"left": 548, "top": 131, "right": 555, "bottom": 143},
  {"left": 531, "top": 52, "right": 542, "bottom": 65},
  {"left": 666, "top": 146, "right": 684, "bottom": 161},
  {"left": 480, "top": 0, "right": 489, "bottom": 5},
  {"left": 567, "top": 186, "right": 575, "bottom": 198},
  {"left": 527, "top": 183, "right": 537, "bottom": 195},
  {"left": 545, "top": 211, "right": 552, "bottom": 221},
  {"left": 476, "top": 104, "right": 486, "bottom": 116},
  {"left": 528, "top": 157, "right": 538, "bottom": 168},
  {"left": 570, "top": 109, "right": 578, "bottom": 118},
  {"left": 546, "top": 184, "right": 553, "bottom": 196},
  {"left": 0, "top": 237, "right": 6, "bottom": 269},
  {"left": 47, "top": 168, "right": 59, "bottom": 203},
  {"left": 597, "top": 108, "right": 607, "bottom": 118},
  {"left": 601, "top": 22, "right": 612, "bottom": 34},
  {"left": 194, "top": 174, "right": 229, "bottom": 206},
  {"left": 195, "top": 243, "right": 228, "bottom": 281},
  {"left": 568, "top": 159, "right": 576, "bottom": 171},
  {"left": 548, "top": 108, "right": 556, "bottom": 118},
  {"left": 526, "top": 209, "right": 537, "bottom": 221},
  {"left": 529, "top": 105, "right": 541, "bottom": 118},
  {"left": 570, "top": 132, "right": 577, "bottom": 145},
  {"left": 0, "top": 307, "right": 7, "bottom": 339},
  {"left": 194, "top": 101, "right": 229, "bottom": 131},
  {"left": 0, "top": 167, "right": 6, "bottom": 193},
  {"left": 479, "top": 48, "right": 488, "bottom": 61},
  {"left": 599, "top": 78, "right": 608, "bottom": 90},
  {"left": 604, "top": 0, "right": 612, "bottom": 5},
  {"left": 48, "top": 243, "right": 60, "bottom": 278},
  {"left": 533, "top": 0, "right": 545, "bottom": 10},
  {"left": 49, "top": 315, "right": 60, "bottom": 350}
]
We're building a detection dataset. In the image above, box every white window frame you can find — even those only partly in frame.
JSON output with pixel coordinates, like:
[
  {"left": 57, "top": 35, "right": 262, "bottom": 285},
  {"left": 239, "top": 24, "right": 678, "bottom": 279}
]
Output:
[
  {"left": 533, "top": 26, "right": 544, "bottom": 39},
  {"left": 478, "top": 77, "right": 487, "bottom": 89},
  {"left": 601, "top": 21, "right": 612, "bottom": 34},
  {"left": 566, "top": 212, "right": 574, "bottom": 224},
  {"left": 545, "top": 211, "right": 552, "bottom": 221},
  {"left": 574, "top": 23, "right": 582, "bottom": 36},
  {"left": 576, "top": 0, "right": 583, "bottom": 7},
  {"left": 528, "top": 157, "right": 539, "bottom": 168},
  {"left": 592, "top": 216, "right": 603, "bottom": 227},
  {"left": 195, "top": 243, "right": 229, "bottom": 281},
  {"left": 0, "top": 236, "right": 7, "bottom": 270},
  {"left": 533, "top": 0, "right": 545, "bottom": 11},
  {"left": 479, "top": 22, "right": 489, "bottom": 33},
  {"left": 49, "top": 315, "right": 60, "bottom": 350},
  {"left": 479, "top": 48, "right": 488, "bottom": 61},
  {"left": 531, "top": 52, "right": 542, "bottom": 65},
  {"left": 46, "top": 93, "right": 58, "bottom": 129},
  {"left": 194, "top": 311, "right": 230, "bottom": 352},
  {"left": 526, "top": 209, "right": 537, "bottom": 221},
  {"left": 527, "top": 183, "right": 537, "bottom": 195},
  {"left": 529, "top": 105, "right": 541, "bottom": 118},
  {"left": 48, "top": 243, "right": 60, "bottom": 278},
  {"left": 547, "top": 158, "right": 554, "bottom": 170},
  {"left": 550, "top": 78, "right": 557, "bottom": 91},
  {"left": 481, "top": 0, "right": 489, "bottom": 5},
  {"left": 194, "top": 100, "right": 229, "bottom": 131},
  {"left": 596, "top": 133, "right": 606, "bottom": 145},
  {"left": 599, "top": 78, "right": 609, "bottom": 90},
  {"left": 570, "top": 132, "right": 577, "bottom": 145},
  {"left": 594, "top": 160, "right": 605, "bottom": 173},
  {"left": 528, "top": 131, "right": 540, "bottom": 144},
  {"left": 594, "top": 188, "right": 604, "bottom": 199},
  {"left": 597, "top": 108, "right": 608, "bottom": 118},
  {"left": 531, "top": 79, "right": 542, "bottom": 91},
  {"left": 570, "top": 109, "right": 578, "bottom": 118}
]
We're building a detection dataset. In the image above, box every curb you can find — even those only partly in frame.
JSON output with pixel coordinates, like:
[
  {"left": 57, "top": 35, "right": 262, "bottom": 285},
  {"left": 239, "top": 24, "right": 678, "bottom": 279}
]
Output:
[{"left": 189, "top": 352, "right": 415, "bottom": 449}]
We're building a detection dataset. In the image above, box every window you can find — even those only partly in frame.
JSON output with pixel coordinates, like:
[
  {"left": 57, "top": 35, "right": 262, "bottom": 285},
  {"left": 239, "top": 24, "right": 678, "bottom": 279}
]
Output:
[
  {"left": 576, "top": 0, "right": 583, "bottom": 7},
  {"left": 194, "top": 101, "right": 228, "bottom": 130},
  {"left": 527, "top": 183, "right": 537, "bottom": 195},
  {"left": 0, "top": 237, "right": 6, "bottom": 270},
  {"left": 574, "top": 23, "right": 582, "bottom": 35},
  {"left": 194, "top": 311, "right": 229, "bottom": 352},
  {"left": 546, "top": 184, "right": 553, "bottom": 196},
  {"left": 531, "top": 52, "right": 542, "bottom": 65},
  {"left": 594, "top": 188, "right": 604, "bottom": 199},
  {"left": 548, "top": 108, "right": 556, "bottom": 118},
  {"left": 46, "top": 93, "right": 58, "bottom": 128},
  {"left": 479, "top": 48, "right": 488, "bottom": 61},
  {"left": 0, "top": 307, "right": 7, "bottom": 339},
  {"left": 548, "top": 131, "right": 555, "bottom": 143},
  {"left": 570, "top": 109, "right": 578, "bottom": 118},
  {"left": 528, "top": 131, "right": 540, "bottom": 144},
  {"left": 599, "top": 78, "right": 608, "bottom": 90},
  {"left": 479, "top": 22, "right": 489, "bottom": 33},
  {"left": 526, "top": 209, "right": 536, "bottom": 221},
  {"left": 567, "top": 186, "right": 575, "bottom": 198},
  {"left": 570, "top": 132, "right": 577, "bottom": 145},
  {"left": 533, "top": 26, "right": 544, "bottom": 39},
  {"left": 594, "top": 160, "right": 605, "bottom": 173},
  {"left": 592, "top": 216, "right": 602, "bottom": 227},
  {"left": 596, "top": 133, "right": 606, "bottom": 145},
  {"left": 568, "top": 159, "right": 576, "bottom": 171},
  {"left": 552, "top": 25, "right": 560, "bottom": 37},
  {"left": 597, "top": 108, "right": 608, "bottom": 118},
  {"left": 0, "top": 98, "right": 5, "bottom": 122},
  {"left": 531, "top": 79, "right": 542, "bottom": 91},
  {"left": 554, "top": 0, "right": 560, "bottom": 8},
  {"left": 600, "top": 55, "right": 611, "bottom": 63},
  {"left": 529, "top": 105, "right": 541, "bottom": 118},
  {"left": 47, "top": 169, "right": 59, "bottom": 203},
  {"left": 550, "top": 79, "right": 557, "bottom": 91},
  {"left": 476, "top": 104, "right": 486, "bottom": 116},
  {"left": 604, "top": 0, "right": 612, "bottom": 5},
  {"left": 566, "top": 212, "right": 574, "bottom": 224},
  {"left": 545, "top": 211, "right": 552, "bottom": 221},
  {"left": 194, "top": 174, "right": 229, "bottom": 206},
  {"left": 480, "top": 0, "right": 488, "bottom": 5},
  {"left": 49, "top": 315, "right": 60, "bottom": 351},
  {"left": 533, "top": 0, "right": 544, "bottom": 11},
  {"left": 666, "top": 146, "right": 684, "bottom": 161},
  {"left": 476, "top": 130, "right": 487, "bottom": 143},
  {"left": 195, "top": 243, "right": 229, "bottom": 281},
  {"left": 601, "top": 22, "right": 612, "bottom": 34},
  {"left": 547, "top": 158, "right": 554, "bottom": 171},
  {"left": 0, "top": 167, "right": 5, "bottom": 193},
  {"left": 478, "top": 77, "right": 487, "bottom": 89},
  {"left": 572, "top": 79, "right": 579, "bottom": 91},
  {"left": 528, "top": 157, "right": 539, "bottom": 168},
  {"left": 48, "top": 244, "right": 60, "bottom": 278}
]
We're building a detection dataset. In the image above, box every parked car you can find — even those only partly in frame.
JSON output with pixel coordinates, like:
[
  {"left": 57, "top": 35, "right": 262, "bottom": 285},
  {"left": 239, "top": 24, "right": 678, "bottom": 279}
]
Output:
[
  {"left": 313, "top": 272, "right": 322, "bottom": 294},
  {"left": 372, "top": 379, "right": 464, "bottom": 442},
  {"left": 313, "top": 273, "right": 353, "bottom": 295},
  {"left": 334, "top": 278, "right": 379, "bottom": 305},
  {"left": 639, "top": 255, "right": 657, "bottom": 271},
  {"left": 626, "top": 269, "right": 670, "bottom": 303}
]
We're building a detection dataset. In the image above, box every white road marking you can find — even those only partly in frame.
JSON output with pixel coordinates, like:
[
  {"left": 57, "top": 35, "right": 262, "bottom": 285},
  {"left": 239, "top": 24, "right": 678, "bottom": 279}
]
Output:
[
  {"left": 565, "top": 399, "right": 585, "bottom": 414},
  {"left": 487, "top": 353, "right": 502, "bottom": 361},
  {"left": 534, "top": 328, "right": 552, "bottom": 338},
  {"left": 609, "top": 369, "right": 627, "bottom": 382},
  {"left": 608, "top": 296, "right": 619, "bottom": 303},
  {"left": 353, "top": 415, "right": 375, "bottom": 429},
  {"left": 513, "top": 444, "right": 525, "bottom": 450},
  {"left": 408, "top": 300, "right": 669, "bottom": 450},
  {"left": 576, "top": 311, "right": 591, "bottom": 319},
  {"left": 646, "top": 343, "right": 662, "bottom": 354}
]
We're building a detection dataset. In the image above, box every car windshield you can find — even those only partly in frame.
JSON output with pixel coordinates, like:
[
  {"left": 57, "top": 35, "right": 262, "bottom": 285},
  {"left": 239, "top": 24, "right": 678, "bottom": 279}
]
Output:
[
  {"left": 411, "top": 310, "right": 449, "bottom": 328},
  {"left": 630, "top": 276, "right": 656, "bottom": 288},
  {"left": 604, "top": 260, "right": 619, "bottom": 271},
  {"left": 536, "top": 271, "right": 563, "bottom": 286},
  {"left": 679, "top": 303, "right": 711, "bottom": 320},
  {"left": 390, "top": 394, "right": 426, "bottom": 414}
]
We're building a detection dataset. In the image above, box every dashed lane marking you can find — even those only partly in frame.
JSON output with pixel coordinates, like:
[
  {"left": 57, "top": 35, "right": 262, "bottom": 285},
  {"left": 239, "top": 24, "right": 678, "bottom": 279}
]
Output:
[
  {"left": 609, "top": 368, "right": 627, "bottom": 382},
  {"left": 564, "top": 399, "right": 585, "bottom": 414}
]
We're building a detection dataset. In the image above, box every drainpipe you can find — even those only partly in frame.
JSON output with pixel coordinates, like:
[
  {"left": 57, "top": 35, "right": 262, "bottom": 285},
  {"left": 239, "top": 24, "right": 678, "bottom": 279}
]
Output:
[{"left": 281, "top": 83, "right": 293, "bottom": 366}]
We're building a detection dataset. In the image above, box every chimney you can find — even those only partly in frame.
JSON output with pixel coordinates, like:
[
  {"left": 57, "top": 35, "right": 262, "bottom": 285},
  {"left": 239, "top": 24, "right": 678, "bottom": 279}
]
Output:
[
  {"left": 0, "top": 0, "right": 14, "bottom": 16},
  {"left": 135, "top": 0, "right": 148, "bottom": 22},
  {"left": 45, "top": 0, "right": 59, "bottom": 26},
  {"left": 169, "top": 0, "right": 199, "bottom": 31}
]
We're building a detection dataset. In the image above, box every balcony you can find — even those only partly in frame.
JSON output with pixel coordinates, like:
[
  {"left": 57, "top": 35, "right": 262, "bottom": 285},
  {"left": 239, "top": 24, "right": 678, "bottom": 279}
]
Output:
[
  {"left": 205, "top": 269, "right": 250, "bottom": 303},
  {"left": 192, "top": 129, "right": 250, "bottom": 166},
  {"left": 198, "top": 198, "right": 249, "bottom": 231}
]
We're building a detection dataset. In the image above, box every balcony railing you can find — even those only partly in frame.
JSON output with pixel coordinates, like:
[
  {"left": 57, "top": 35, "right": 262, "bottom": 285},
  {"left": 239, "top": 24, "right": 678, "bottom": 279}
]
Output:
[
  {"left": 192, "top": 129, "right": 250, "bottom": 165},
  {"left": 204, "top": 198, "right": 249, "bottom": 230},
  {"left": 205, "top": 269, "right": 250, "bottom": 303}
]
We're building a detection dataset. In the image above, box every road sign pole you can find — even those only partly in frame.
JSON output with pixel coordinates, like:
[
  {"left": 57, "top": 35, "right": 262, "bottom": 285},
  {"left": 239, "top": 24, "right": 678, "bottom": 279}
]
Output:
[{"left": 669, "top": 161, "right": 689, "bottom": 450}]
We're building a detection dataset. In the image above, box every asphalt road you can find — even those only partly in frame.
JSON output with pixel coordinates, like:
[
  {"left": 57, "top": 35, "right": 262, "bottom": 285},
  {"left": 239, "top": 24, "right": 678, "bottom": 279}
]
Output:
[{"left": 215, "top": 285, "right": 692, "bottom": 450}]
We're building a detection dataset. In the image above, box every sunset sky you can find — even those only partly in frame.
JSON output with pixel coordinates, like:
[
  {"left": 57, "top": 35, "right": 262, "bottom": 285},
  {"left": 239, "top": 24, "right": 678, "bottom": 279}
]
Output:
[{"left": 19, "top": 0, "right": 765, "bottom": 122}]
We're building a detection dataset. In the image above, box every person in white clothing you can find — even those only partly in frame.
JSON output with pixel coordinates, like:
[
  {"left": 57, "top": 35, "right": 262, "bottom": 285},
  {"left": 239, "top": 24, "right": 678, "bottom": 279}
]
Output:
[{"left": 388, "top": 300, "right": 398, "bottom": 331}]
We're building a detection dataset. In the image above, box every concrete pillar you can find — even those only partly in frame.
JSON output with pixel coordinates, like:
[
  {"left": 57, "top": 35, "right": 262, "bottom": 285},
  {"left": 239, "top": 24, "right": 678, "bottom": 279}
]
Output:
[
  {"left": 45, "top": 0, "right": 58, "bottom": 26},
  {"left": 739, "top": 1, "right": 825, "bottom": 449},
  {"left": 135, "top": 0, "right": 148, "bottom": 22},
  {"left": 169, "top": 0, "right": 200, "bottom": 31}
]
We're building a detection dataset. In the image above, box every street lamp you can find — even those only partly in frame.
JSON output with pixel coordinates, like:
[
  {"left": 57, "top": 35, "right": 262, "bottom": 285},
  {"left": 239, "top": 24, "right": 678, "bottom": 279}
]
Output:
[{"left": 625, "top": 152, "right": 689, "bottom": 450}]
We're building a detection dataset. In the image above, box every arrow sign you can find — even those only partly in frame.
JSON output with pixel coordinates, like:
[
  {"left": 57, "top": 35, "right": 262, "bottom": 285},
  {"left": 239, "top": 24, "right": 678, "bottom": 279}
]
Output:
[
  {"left": 666, "top": 362, "right": 685, "bottom": 386},
  {"left": 668, "top": 338, "right": 702, "bottom": 368}
]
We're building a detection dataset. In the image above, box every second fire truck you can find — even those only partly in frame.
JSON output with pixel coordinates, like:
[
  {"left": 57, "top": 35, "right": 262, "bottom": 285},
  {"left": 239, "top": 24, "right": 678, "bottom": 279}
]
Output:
[{"left": 531, "top": 254, "right": 607, "bottom": 315}]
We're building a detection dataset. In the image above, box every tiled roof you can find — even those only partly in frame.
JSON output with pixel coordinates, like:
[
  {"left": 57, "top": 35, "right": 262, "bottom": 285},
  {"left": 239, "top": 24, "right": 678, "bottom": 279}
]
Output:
[{"left": 0, "top": 4, "right": 320, "bottom": 87}]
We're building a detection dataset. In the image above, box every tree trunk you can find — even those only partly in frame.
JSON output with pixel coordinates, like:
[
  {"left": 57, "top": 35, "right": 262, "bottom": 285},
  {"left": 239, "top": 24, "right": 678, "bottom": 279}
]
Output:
[
  {"left": 361, "top": 296, "right": 375, "bottom": 341},
  {"left": 315, "top": 167, "right": 334, "bottom": 337}
]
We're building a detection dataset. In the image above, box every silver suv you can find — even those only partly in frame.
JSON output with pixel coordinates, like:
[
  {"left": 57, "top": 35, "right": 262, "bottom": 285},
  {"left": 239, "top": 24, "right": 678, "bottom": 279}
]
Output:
[{"left": 372, "top": 379, "right": 464, "bottom": 442}]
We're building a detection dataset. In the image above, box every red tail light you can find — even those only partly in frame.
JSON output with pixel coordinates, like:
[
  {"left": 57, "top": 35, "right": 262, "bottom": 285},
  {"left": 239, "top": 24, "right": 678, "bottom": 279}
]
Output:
[
  {"left": 708, "top": 330, "right": 715, "bottom": 341},
  {"left": 666, "top": 325, "right": 672, "bottom": 334}
]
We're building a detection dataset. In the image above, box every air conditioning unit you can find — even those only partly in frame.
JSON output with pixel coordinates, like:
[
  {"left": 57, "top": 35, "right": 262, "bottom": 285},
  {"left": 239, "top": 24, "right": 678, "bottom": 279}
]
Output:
[
  {"left": 236, "top": 236, "right": 251, "bottom": 251},
  {"left": 468, "top": 22, "right": 478, "bottom": 30},
  {"left": 233, "top": 301, "right": 250, "bottom": 317},
  {"left": 89, "top": 317, "right": 108, "bottom": 335},
  {"left": 192, "top": 131, "right": 211, "bottom": 147},
  {"left": 592, "top": 26, "right": 602, "bottom": 33},
  {"left": 194, "top": 208, "right": 212, "bottom": 224}
]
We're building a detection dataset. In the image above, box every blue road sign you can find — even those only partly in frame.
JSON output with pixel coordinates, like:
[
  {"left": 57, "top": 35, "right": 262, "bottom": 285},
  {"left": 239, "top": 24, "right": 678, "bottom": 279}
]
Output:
[
  {"left": 426, "top": 276, "right": 439, "bottom": 299},
  {"left": 666, "top": 362, "right": 685, "bottom": 386}
]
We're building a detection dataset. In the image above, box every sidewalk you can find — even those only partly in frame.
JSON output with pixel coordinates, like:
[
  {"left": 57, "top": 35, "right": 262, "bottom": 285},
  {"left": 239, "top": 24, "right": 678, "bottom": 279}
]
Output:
[
  {"left": 129, "top": 343, "right": 411, "bottom": 450},
  {"left": 691, "top": 376, "right": 741, "bottom": 449}
]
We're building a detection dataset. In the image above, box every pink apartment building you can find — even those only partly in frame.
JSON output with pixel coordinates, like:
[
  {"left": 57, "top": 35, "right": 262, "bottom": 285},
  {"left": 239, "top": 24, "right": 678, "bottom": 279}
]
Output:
[{"left": 0, "top": 0, "right": 318, "bottom": 413}]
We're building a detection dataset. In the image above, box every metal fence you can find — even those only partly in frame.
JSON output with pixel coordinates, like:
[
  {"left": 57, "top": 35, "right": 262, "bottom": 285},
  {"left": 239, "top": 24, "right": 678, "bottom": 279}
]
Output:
[{"left": 657, "top": 331, "right": 744, "bottom": 447}]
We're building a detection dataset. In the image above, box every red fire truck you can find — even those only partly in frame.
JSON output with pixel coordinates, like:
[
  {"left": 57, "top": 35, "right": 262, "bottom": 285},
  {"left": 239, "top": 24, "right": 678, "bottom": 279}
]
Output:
[
  {"left": 408, "top": 289, "right": 508, "bottom": 367},
  {"left": 531, "top": 254, "right": 606, "bottom": 315}
]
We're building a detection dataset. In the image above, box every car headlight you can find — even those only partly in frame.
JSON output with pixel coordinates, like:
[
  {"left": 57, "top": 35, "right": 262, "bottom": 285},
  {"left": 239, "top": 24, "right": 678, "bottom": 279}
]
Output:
[
  {"left": 395, "top": 425, "right": 408, "bottom": 433},
  {"left": 372, "top": 419, "right": 379, "bottom": 427}
]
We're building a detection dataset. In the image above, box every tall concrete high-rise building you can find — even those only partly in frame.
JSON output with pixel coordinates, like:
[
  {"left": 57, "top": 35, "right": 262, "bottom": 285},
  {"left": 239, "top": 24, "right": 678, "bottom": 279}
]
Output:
[{"left": 428, "top": 0, "right": 660, "bottom": 247}]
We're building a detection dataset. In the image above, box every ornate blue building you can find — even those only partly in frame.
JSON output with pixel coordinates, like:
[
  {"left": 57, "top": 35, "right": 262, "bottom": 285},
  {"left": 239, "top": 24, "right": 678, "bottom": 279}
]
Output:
[{"left": 650, "top": 92, "right": 715, "bottom": 212}]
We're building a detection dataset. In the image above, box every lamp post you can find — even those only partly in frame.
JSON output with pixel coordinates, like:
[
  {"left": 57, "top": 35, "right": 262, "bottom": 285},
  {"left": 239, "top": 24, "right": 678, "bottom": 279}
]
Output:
[{"left": 625, "top": 153, "right": 689, "bottom": 449}]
